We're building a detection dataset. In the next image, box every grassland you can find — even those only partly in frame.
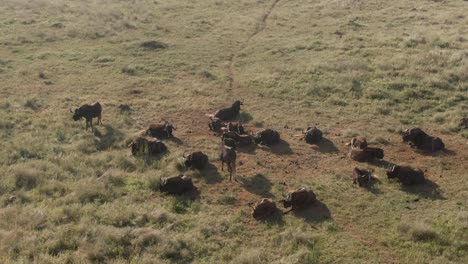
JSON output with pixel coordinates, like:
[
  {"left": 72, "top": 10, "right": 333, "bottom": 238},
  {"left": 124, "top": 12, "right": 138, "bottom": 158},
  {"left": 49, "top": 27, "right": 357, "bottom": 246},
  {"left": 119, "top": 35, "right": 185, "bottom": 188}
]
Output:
[{"left": 0, "top": 0, "right": 467, "bottom": 263}]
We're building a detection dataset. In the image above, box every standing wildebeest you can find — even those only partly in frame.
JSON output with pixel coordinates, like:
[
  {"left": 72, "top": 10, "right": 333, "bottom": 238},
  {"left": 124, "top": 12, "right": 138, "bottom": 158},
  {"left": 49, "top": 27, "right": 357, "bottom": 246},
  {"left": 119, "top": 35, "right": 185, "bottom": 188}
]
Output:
[
  {"left": 146, "top": 121, "right": 176, "bottom": 138},
  {"left": 402, "top": 128, "right": 444, "bottom": 152},
  {"left": 160, "top": 175, "right": 194, "bottom": 195},
  {"left": 213, "top": 101, "right": 243, "bottom": 121},
  {"left": 387, "top": 165, "right": 425, "bottom": 185},
  {"left": 252, "top": 198, "right": 277, "bottom": 220},
  {"left": 70, "top": 102, "right": 102, "bottom": 130},
  {"left": 348, "top": 147, "right": 384, "bottom": 162},
  {"left": 128, "top": 136, "right": 167, "bottom": 156},
  {"left": 183, "top": 151, "right": 209, "bottom": 170},
  {"left": 253, "top": 129, "right": 280, "bottom": 146},
  {"left": 219, "top": 142, "right": 237, "bottom": 181},
  {"left": 304, "top": 126, "right": 322, "bottom": 144},
  {"left": 352, "top": 167, "right": 372, "bottom": 186},
  {"left": 281, "top": 187, "right": 316, "bottom": 213}
]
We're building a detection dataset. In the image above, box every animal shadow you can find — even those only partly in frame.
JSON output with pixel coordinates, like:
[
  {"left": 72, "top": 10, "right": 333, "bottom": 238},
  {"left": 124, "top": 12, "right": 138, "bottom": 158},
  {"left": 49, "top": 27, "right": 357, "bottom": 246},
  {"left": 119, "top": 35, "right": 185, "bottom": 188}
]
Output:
[
  {"left": 314, "top": 138, "right": 339, "bottom": 153},
  {"left": 93, "top": 125, "right": 125, "bottom": 150},
  {"left": 400, "top": 179, "right": 444, "bottom": 200},
  {"left": 238, "top": 174, "right": 274, "bottom": 198},
  {"left": 265, "top": 140, "right": 293, "bottom": 155},
  {"left": 360, "top": 177, "right": 383, "bottom": 195},
  {"left": 167, "top": 137, "right": 184, "bottom": 146},
  {"left": 201, "top": 163, "right": 223, "bottom": 184},
  {"left": 264, "top": 210, "right": 285, "bottom": 226},
  {"left": 293, "top": 200, "right": 332, "bottom": 223},
  {"left": 414, "top": 148, "right": 456, "bottom": 157}
]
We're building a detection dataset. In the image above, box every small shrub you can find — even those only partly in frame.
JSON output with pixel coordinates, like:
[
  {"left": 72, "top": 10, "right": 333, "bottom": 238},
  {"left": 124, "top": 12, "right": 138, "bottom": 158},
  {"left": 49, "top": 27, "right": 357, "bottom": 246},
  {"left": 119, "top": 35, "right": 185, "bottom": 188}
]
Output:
[
  {"left": 24, "top": 98, "right": 41, "bottom": 110},
  {"left": 12, "top": 167, "right": 40, "bottom": 190},
  {"left": 140, "top": 40, "right": 167, "bottom": 50}
]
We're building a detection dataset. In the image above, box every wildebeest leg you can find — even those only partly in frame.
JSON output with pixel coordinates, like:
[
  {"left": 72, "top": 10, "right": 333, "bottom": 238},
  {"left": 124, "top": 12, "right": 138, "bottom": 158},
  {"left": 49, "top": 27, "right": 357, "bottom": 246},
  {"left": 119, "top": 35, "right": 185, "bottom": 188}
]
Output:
[
  {"left": 228, "top": 163, "right": 232, "bottom": 181},
  {"left": 98, "top": 114, "right": 102, "bottom": 126},
  {"left": 283, "top": 208, "right": 293, "bottom": 215},
  {"left": 221, "top": 159, "right": 224, "bottom": 171}
]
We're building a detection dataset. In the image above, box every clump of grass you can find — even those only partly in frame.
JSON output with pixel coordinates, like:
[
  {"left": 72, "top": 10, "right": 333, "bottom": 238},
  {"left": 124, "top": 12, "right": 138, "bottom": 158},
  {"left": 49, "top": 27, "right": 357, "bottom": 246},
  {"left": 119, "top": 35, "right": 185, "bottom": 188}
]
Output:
[
  {"left": 398, "top": 222, "right": 438, "bottom": 242},
  {"left": 231, "top": 248, "right": 269, "bottom": 264},
  {"left": 342, "top": 129, "right": 360, "bottom": 138},
  {"left": 132, "top": 228, "right": 165, "bottom": 247},
  {"left": 140, "top": 40, "right": 167, "bottom": 50},
  {"left": 74, "top": 181, "right": 113, "bottom": 204},
  {"left": 24, "top": 98, "right": 41, "bottom": 110},
  {"left": 10, "top": 166, "right": 41, "bottom": 190},
  {"left": 218, "top": 192, "right": 236, "bottom": 205}
]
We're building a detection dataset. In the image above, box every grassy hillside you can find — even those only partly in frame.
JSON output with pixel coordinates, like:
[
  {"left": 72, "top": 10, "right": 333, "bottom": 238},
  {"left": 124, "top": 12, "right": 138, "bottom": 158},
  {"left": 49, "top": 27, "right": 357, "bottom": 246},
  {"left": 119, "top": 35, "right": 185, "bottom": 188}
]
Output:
[{"left": 0, "top": 0, "right": 467, "bottom": 263}]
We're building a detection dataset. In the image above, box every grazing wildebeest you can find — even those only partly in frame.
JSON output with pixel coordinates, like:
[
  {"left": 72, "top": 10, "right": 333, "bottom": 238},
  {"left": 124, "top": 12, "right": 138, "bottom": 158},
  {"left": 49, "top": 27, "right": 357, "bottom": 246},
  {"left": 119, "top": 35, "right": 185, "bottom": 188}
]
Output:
[
  {"left": 213, "top": 101, "right": 243, "bottom": 121},
  {"left": 348, "top": 147, "right": 384, "bottom": 162},
  {"left": 70, "top": 102, "right": 102, "bottom": 130},
  {"left": 219, "top": 142, "right": 237, "bottom": 181},
  {"left": 183, "top": 151, "right": 209, "bottom": 170},
  {"left": 252, "top": 198, "right": 277, "bottom": 220},
  {"left": 208, "top": 117, "right": 226, "bottom": 132},
  {"left": 160, "top": 175, "right": 194, "bottom": 195},
  {"left": 402, "top": 128, "right": 444, "bottom": 152},
  {"left": 352, "top": 167, "right": 372, "bottom": 186},
  {"left": 128, "top": 136, "right": 167, "bottom": 156},
  {"left": 304, "top": 126, "right": 322, "bottom": 144},
  {"left": 348, "top": 137, "right": 368, "bottom": 149},
  {"left": 386, "top": 165, "right": 425, "bottom": 185},
  {"left": 146, "top": 121, "right": 176, "bottom": 139},
  {"left": 253, "top": 129, "right": 280, "bottom": 146},
  {"left": 281, "top": 188, "right": 316, "bottom": 213}
]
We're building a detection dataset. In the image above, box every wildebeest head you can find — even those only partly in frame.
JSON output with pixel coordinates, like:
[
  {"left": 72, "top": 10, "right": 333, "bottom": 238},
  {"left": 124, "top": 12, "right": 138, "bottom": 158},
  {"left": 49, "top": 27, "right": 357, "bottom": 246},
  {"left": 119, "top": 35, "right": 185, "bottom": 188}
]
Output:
[
  {"left": 374, "top": 148, "right": 384, "bottom": 159},
  {"left": 386, "top": 165, "right": 398, "bottom": 179},
  {"left": 282, "top": 199, "right": 292, "bottom": 208},
  {"left": 70, "top": 108, "right": 82, "bottom": 121},
  {"left": 232, "top": 100, "right": 243, "bottom": 111},
  {"left": 164, "top": 123, "right": 176, "bottom": 137},
  {"left": 183, "top": 153, "right": 192, "bottom": 168}
]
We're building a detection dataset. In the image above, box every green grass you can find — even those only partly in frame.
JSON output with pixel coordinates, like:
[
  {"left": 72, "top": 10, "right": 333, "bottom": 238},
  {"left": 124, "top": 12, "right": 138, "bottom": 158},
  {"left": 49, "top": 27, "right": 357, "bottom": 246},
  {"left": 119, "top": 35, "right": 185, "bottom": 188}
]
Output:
[{"left": 0, "top": 0, "right": 467, "bottom": 263}]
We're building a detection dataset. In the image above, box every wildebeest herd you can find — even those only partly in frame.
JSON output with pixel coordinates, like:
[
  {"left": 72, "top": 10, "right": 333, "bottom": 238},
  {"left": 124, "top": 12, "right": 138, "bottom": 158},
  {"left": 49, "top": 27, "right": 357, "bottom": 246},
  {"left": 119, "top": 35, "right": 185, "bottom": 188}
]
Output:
[{"left": 70, "top": 101, "right": 447, "bottom": 220}]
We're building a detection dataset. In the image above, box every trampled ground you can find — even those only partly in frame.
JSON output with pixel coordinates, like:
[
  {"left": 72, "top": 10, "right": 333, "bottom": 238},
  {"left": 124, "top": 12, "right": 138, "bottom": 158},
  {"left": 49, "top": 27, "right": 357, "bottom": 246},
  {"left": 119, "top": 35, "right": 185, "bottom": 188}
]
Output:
[{"left": 0, "top": 0, "right": 467, "bottom": 263}]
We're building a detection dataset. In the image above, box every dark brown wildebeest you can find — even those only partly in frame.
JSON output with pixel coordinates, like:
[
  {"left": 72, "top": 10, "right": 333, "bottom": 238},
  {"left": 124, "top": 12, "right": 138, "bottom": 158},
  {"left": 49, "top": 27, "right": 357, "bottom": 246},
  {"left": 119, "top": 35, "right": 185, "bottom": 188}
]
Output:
[
  {"left": 348, "top": 147, "right": 384, "bottom": 162},
  {"left": 222, "top": 131, "right": 253, "bottom": 147},
  {"left": 160, "top": 175, "right": 194, "bottom": 195},
  {"left": 183, "top": 151, "right": 209, "bottom": 170},
  {"left": 348, "top": 137, "right": 368, "bottom": 149},
  {"left": 70, "top": 102, "right": 102, "bottom": 130},
  {"left": 252, "top": 198, "right": 277, "bottom": 220},
  {"left": 146, "top": 121, "right": 176, "bottom": 139},
  {"left": 213, "top": 100, "right": 243, "bottom": 121},
  {"left": 304, "top": 126, "right": 322, "bottom": 144},
  {"left": 208, "top": 117, "right": 226, "bottom": 132},
  {"left": 128, "top": 136, "right": 167, "bottom": 156},
  {"left": 219, "top": 142, "right": 237, "bottom": 181},
  {"left": 223, "top": 137, "right": 237, "bottom": 148},
  {"left": 281, "top": 188, "right": 316, "bottom": 213},
  {"left": 226, "top": 122, "right": 246, "bottom": 135},
  {"left": 402, "top": 128, "right": 444, "bottom": 152},
  {"left": 386, "top": 165, "right": 425, "bottom": 185},
  {"left": 253, "top": 129, "right": 280, "bottom": 146},
  {"left": 352, "top": 167, "right": 372, "bottom": 186}
]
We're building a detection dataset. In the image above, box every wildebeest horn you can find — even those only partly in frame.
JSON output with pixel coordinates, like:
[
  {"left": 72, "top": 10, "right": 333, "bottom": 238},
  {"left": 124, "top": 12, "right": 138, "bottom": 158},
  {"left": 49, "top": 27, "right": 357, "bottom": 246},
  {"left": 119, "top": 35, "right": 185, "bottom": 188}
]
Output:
[{"left": 182, "top": 152, "right": 186, "bottom": 158}]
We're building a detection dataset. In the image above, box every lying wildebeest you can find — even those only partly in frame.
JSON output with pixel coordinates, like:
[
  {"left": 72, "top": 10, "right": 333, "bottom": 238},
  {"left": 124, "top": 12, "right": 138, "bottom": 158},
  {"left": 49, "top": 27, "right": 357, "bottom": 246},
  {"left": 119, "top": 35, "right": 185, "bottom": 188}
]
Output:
[
  {"left": 281, "top": 187, "right": 316, "bottom": 213},
  {"left": 219, "top": 142, "right": 237, "bottom": 181},
  {"left": 252, "top": 198, "right": 277, "bottom": 220},
  {"left": 160, "top": 175, "right": 194, "bottom": 195},
  {"left": 208, "top": 117, "right": 225, "bottom": 132},
  {"left": 348, "top": 147, "right": 384, "bottom": 162},
  {"left": 70, "top": 102, "right": 102, "bottom": 130},
  {"left": 128, "top": 136, "right": 167, "bottom": 156},
  {"left": 347, "top": 137, "right": 368, "bottom": 149},
  {"left": 402, "top": 128, "right": 444, "bottom": 152},
  {"left": 183, "top": 151, "right": 209, "bottom": 170},
  {"left": 213, "top": 100, "right": 243, "bottom": 121},
  {"left": 253, "top": 129, "right": 280, "bottom": 145},
  {"left": 386, "top": 165, "right": 425, "bottom": 185},
  {"left": 352, "top": 167, "right": 372, "bottom": 186},
  {"left": 304, "top": 126, "right": 322, "bottom": 144},
  {"left": 460, "top": 118, "right": 468, "bottom": 129},
  {"left": 223, "top": 137, "right": 237, "bottom": 148},
  {"left": 222, "top": 131, "right": 254, "bottom": 147},
  {"left": 147, "top": 121, "right": 176, "bottom": 139}
]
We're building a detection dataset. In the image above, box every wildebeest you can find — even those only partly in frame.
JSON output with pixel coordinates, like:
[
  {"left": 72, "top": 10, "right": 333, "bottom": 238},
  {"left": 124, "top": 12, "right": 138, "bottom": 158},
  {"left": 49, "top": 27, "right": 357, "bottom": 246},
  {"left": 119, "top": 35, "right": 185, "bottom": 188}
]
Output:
[
  {"left": 226, "top": 122, "right": 246, "bottom": 135},
  {"left": 146, "top": 121, "right": 176, "bottom": 139},
  {"left": 386, "top": 165, "right": 425, "bottom": 185},
  {"left": 352, "top": 167, "right": 372, "bottom": 186},
  {"left": 70, "top": 102, "right": 102, "bottom": 130},
  {"left": 219, "top": 142, "right": 237, "bottom": 181},
  {"left": 252, "top": 198, "right": 277, "bottom": 220},
  {"left": 402, "top": 128, "right": 444, "bottom": 152},
  {"left": 222, "top": 131, "right": 254, "bottom": 147},
  {"left": 223, "top": 137, "right": 237, "bottom": 148},
  {"left": 304, "top": 126, "right": 322, "bottom": 144},
  {"left": 348, "top": 147, "right": 384, "bottom": 162},
  {"left": 253, "top": 129, "right": 280, "bottom": 145},
  {"left": 183, "top": 151, "right": 209, "bottom": 170},
  {"left": 213, "top": 100, "right": 243, "bottom": 121},
  {"left": 281, "top": 188, "right": 316, "bottom": 213},
  {"left": 208, "top": 117, "right": 225, "bottom": 132},
  {"left": 128, "top": 136, "right": 167, "bottom": 156},
  {"left": 348, "top": 137, "right": 368, "bottom": 149},
  {"left": 160, "top": 175, "right": 194, "bottom": 195}
]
